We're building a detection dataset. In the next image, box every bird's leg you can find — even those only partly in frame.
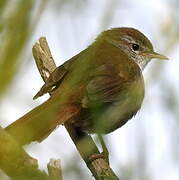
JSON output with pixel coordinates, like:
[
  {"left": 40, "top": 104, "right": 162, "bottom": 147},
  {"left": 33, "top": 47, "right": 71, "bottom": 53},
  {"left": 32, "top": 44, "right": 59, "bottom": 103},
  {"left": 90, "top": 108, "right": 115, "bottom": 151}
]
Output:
[
  {"left": 98, "top": 134, "right": 109, "bottom": 164},
  {"left": 65, "top": 124, "right": 101, "bottom": 164}
]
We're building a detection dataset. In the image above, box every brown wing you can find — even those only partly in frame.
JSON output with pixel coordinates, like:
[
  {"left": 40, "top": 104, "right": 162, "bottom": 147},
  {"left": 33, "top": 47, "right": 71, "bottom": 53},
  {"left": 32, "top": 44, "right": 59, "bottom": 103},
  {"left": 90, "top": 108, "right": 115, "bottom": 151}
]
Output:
[{"left": 82, "top": 64, "right": 128, "bottom": 108}]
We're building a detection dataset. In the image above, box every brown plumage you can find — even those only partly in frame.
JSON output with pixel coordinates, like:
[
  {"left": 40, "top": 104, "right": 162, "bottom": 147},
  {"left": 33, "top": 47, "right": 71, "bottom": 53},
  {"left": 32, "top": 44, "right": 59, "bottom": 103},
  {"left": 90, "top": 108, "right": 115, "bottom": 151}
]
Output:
[{"left": 33, "top": 27, "right": 167, "bottom": 134}]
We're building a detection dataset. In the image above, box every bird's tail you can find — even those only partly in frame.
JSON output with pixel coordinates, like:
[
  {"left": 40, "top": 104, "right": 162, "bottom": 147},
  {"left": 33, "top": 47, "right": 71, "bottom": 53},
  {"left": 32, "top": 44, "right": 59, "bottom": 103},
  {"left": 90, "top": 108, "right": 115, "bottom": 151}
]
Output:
[{"left": 5, "top": 100, "right": 81, "bottom": 145}]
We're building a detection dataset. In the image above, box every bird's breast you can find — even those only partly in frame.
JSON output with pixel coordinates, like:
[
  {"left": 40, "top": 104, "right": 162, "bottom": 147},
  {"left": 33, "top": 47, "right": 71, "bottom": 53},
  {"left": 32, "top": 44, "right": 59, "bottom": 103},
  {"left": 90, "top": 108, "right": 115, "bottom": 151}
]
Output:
[
  {"left": 74, "top": 75, "right": 145, "bottom": 134},
  {"left": 94, "top": 78, "right": 145, "bottom": 133}
]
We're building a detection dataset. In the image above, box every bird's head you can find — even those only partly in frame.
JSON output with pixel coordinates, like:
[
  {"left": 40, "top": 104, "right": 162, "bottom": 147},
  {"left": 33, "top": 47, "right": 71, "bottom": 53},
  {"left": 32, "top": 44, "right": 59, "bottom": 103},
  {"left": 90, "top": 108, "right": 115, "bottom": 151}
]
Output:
[{"left": 98, "top": 27, "right": 168, "bottom": 70}]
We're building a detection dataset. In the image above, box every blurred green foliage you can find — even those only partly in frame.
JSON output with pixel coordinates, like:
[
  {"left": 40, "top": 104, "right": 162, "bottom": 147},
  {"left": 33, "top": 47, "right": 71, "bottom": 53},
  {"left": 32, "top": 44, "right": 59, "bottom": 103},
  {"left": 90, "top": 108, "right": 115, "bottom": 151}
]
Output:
[
  {"left": 0, "top": 0, "right": 49, "bottom": 97},
  {"left": 0, "top": 1, "right": 7, "bottom": 13},
  {"left": 0, "top": 0, "right": 33, "bottom": 97}
]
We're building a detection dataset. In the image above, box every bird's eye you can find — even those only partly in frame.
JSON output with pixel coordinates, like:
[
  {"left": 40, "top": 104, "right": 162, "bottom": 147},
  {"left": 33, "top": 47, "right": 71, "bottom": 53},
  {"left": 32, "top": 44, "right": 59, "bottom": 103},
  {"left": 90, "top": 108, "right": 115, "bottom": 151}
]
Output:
[{"left": 131, "top": 43, "right": 140, "bottom": 51}]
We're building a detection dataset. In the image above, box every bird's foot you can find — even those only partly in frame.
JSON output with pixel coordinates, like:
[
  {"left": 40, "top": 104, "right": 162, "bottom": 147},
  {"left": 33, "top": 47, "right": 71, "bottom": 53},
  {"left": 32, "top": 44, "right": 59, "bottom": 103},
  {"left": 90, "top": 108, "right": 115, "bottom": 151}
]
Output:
[
  {"left": 88, "top": 134, "right": 110, "bottom": 164},
  {"left": 88, "top": 153, "right": 106, "bottom": 163}
]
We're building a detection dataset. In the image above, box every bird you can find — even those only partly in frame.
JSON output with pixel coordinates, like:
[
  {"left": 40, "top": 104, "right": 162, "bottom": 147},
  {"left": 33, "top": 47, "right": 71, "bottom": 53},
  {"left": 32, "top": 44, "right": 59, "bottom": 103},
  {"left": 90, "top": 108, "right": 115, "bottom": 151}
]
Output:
[{"left": 33, "top": 27, "right": 168, "bottom": 135}]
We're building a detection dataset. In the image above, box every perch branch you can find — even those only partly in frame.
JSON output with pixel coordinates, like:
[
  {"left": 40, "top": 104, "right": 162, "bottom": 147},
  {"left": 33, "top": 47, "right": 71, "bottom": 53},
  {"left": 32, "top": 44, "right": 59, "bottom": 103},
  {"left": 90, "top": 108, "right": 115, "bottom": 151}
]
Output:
[{"left": 0, "top": 127, "right": 49, "bottom": 179}]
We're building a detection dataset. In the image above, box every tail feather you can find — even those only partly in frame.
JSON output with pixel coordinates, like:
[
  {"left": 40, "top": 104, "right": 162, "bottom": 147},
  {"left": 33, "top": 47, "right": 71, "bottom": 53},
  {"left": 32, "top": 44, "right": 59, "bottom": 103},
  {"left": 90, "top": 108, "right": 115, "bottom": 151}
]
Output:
[{"left": 5, "top": 100, "right": 81, "bottom": 145}]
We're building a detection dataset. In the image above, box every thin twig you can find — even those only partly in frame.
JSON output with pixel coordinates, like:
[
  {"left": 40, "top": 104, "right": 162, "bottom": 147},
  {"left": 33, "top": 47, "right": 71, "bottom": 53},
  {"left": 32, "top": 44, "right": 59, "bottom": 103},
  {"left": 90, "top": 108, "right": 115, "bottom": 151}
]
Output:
[
  {"left": 47, "top": 159, "right": 62, "bottom": 180},
  {"left": 32, "top": 37, "right": 56, "bottom": 82}
]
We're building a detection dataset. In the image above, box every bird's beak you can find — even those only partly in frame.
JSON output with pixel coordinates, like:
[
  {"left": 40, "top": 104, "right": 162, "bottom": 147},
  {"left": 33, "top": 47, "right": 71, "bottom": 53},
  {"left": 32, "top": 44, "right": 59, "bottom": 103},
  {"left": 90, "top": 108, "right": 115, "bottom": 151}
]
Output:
[{"left": 144, "top": 51, "right": 169, "bottom": 60}]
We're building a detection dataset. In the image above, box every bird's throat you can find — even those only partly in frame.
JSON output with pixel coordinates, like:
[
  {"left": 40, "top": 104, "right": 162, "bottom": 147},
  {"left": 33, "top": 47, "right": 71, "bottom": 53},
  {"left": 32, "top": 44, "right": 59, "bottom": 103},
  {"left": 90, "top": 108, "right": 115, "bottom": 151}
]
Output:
[{"left": 136, "top": 57, "right": 151, "bottom": 71}]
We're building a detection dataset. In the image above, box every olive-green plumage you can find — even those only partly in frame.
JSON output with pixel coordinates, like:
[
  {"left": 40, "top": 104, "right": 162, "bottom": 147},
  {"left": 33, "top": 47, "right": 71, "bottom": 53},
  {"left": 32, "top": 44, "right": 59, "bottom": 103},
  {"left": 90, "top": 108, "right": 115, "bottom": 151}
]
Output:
[{"left": 33, "top": 27, "right": 168, "bottom": 134}]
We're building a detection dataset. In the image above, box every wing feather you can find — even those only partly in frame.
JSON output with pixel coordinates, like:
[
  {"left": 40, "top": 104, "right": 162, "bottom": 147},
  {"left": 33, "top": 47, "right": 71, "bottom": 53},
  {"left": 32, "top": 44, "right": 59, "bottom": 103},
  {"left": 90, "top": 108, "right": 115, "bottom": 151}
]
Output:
[{"left": 82, "top": 64, "right": 127, "bottom": 107}]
